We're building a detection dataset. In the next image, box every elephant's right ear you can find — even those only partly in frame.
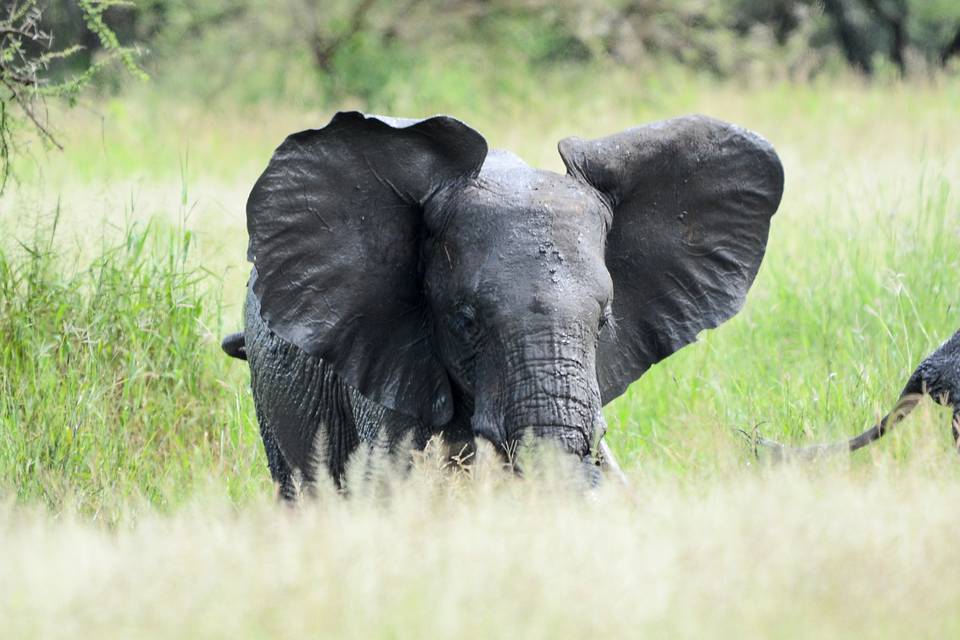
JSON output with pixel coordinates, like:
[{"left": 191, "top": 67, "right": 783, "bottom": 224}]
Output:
[{"left": 247, "top": 111, "right": 487, "bottom": 427}]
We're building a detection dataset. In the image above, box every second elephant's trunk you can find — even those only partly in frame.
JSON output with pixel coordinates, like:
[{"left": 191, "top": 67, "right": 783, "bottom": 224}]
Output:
[{"left": 753, "top": 329, "right": 960, "bottom": 460}]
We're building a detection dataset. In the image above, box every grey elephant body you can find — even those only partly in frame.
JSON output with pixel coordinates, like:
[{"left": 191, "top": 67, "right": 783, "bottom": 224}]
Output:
[
  {"left": 230, "top": 111, "right": 784, "bottom": 492},
  {"left": 244, "top": 272, "right": 437, "bottom": 494},
  {"left": 908, "top": 329, "right": 960, "bottom": 414}
]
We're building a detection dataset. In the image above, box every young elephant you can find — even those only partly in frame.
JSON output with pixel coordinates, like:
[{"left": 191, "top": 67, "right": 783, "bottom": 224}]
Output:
[{"left": 223, "top": 111, "right": 784, "bottom": 495}]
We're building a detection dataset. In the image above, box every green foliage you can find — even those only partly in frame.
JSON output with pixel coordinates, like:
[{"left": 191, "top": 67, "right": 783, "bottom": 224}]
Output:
[
  {"left": 5, "top": 0, "right": 957, "bottom": 117},
  {"left": 327, "top": 31, "right": 414, "bottom": 106},
  {"left": 115, "top": 0, "right": 960, "bottom": 110},
  {"left": 24, "top": 0, "right": 946, "bottom": 115},
  {"left": 0, "top": 213, "right": 267, "bottom": 515},
  {"left": 76, "top": 0, "right": 146, "bottom": 80},
  {"left": 0, "top": 0, "right": 144, "bottom": 191}
]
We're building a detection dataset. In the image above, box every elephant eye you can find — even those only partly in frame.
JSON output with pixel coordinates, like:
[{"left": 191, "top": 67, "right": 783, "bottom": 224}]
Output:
[
  {"left": 454, "top": 303, "right": 480, "bottom": 336},
  {"left": 598, "top": 305, "right": 613, "bottom": 331}
]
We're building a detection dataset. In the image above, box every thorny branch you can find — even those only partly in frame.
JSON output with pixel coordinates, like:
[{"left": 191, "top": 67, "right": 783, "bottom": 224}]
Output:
[
  {"left": 0, "top": 0, "right": 144, "bottom": 193},
  {"left": 1, "top": 2, "right": 63, "bottom": 190}
]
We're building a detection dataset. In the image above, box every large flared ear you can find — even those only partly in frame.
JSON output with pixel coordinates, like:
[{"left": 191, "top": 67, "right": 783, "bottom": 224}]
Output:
[
  {"left": 247, "top": 111, "right": 487, "bottom": 426},
  {"left": 559, "top": 115, "right": 784, "bottom": 404}
]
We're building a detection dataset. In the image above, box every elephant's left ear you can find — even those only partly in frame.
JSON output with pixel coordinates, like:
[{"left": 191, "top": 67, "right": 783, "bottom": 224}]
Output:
[
  {"left": 559, "top": 115, "right": 784, "bottom": 404},
  {"left": 247, "top": 112, "right": 487, "bottom": 427}
]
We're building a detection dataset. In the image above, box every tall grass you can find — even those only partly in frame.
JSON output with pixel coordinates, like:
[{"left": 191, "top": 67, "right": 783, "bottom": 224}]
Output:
[
  {"left": 605, "top": 169, "right": 960, "bottom": 474},
  {"left": 4, "top": 448, "right": 960, "bottom": 638},
  {"left": 0, "top": 211, "right": 268, "bottom": 516}
]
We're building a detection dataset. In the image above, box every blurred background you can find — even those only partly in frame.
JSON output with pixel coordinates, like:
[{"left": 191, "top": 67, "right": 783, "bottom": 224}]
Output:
[
  {"left": 6, "top": 0, "right": 960, "bottom": 189},
  {"left": 25, "top": 0, "right": 960, "bottom": 102}
]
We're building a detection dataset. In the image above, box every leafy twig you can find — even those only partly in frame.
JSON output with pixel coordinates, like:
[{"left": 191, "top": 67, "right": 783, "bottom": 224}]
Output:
[{"left": 0, "top": 0, "right": 146, "bottom": 193}]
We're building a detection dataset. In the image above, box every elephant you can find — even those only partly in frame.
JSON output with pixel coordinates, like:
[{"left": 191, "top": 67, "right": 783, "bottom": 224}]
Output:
[
  {"left": 752, "top": 328, "right": 960, "bottom": 460},
  {"left": 221, "top": 111, "right": 784, "bottom": 497}
]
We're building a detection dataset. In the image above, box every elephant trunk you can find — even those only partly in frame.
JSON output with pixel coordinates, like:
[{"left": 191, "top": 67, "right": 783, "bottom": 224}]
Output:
[
  {"left": 752, "top": 328, "right": 960, "bottom": 460},
  {"left": 752, "top": 392, "right": 922, "bottom": 461},
  {"left": 472, "top": 325, "right": 604, "bottom": 461}
]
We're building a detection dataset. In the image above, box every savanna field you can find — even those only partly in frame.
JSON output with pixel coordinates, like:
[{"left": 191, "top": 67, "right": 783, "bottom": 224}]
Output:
[{"left": 1, "top": 69, "right": 959, "bottom": 637}]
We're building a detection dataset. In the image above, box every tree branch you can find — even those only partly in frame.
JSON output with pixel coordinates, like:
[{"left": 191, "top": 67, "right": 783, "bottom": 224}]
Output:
[
  {"left": 942, "top": 23, "right": 960, "bottom": 65},
  {"left": 823, "top": 0, "right": 874, "bottom": 75},
  {"left": 861, "top": 0, "right": 907, "bottom": 75},
  {"left": 1, "top": 0, "right": 141, "bottom": 192},
  {"left": 310, "top": 0, "right": 378, "bottom": 73},
  {"left": 1, "top": 79, "right": 62, "bottom": 150}
]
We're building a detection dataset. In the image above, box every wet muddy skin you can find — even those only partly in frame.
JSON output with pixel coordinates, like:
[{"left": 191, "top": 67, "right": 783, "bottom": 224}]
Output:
[{"left": 224, "top": 111, "right": 784, "bottom": 494}]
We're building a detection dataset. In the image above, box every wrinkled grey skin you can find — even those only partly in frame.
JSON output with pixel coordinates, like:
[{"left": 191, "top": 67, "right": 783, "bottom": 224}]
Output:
[
  {"left": 244, "top": 278, "right": 432, "bottom": 497},
  {"left": 755, "top": 328, "right": 960, "bottom": 460},
  {"left": 225, "top": 111, "right": 784, "bottom": 495}
]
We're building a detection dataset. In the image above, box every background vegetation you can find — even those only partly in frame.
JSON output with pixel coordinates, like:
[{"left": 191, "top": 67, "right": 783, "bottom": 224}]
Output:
[{"left": 1, "top": 1, "right": 959, "bottom": 637}]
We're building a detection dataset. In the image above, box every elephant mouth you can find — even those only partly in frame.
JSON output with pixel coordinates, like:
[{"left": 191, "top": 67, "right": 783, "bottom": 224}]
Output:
[
  {"left": 523, "top": 424, "right": 594, "bottom": 455},
  {"left": 492, "top": 432, "right": 629, "bottom": 491}
]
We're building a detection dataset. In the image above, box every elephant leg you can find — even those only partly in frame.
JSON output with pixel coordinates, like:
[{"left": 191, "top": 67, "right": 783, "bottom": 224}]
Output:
[
  {"left": 249, "top": 338, "right": 362, "bottom": 493},
  {"left": 253, "top": 402, "right": 296, "bottom": 499},
  {"left": 346, "top": 385, "right": 447, "bottom": 469},
  {"left": 246, "top": 291, "right": 362, "bottom": 495}
]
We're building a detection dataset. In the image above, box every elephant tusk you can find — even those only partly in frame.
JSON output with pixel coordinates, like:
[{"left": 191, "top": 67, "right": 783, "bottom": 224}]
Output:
[
  {"left": 599, "top": 438, "right": 631, "bottom": 487},
  {"left": 953, "top": 411, "right": 960, "bottom": 454}
]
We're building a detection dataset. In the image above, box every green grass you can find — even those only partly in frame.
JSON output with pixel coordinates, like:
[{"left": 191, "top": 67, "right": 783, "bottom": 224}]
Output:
[
  {"left": 0, "top": 211, "right": 269, "bottom": 516},
  {"left": 1, "top": 71, "right": 959, "bottom": 637},
  {"left": 4, "top": 71, "right": 956, "bottom": 507}
]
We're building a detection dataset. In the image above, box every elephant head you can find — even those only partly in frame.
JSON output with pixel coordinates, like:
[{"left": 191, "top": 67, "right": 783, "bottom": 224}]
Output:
[{"left": 246, "top": 111, "right": 784, "bottom": 466}]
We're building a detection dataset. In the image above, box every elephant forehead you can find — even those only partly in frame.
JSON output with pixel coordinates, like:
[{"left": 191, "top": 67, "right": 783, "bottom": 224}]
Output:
[
  {"left": 455, "top": 166, "right": 606, "bottom": 242},
  {"left": 435, "top": 166, "right": 612, "bottom": 304}
]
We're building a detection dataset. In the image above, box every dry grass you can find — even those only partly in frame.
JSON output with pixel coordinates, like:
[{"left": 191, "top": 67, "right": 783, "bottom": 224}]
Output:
[{"left": 4, "top": 430, "right": 960, "bottom": 639}]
